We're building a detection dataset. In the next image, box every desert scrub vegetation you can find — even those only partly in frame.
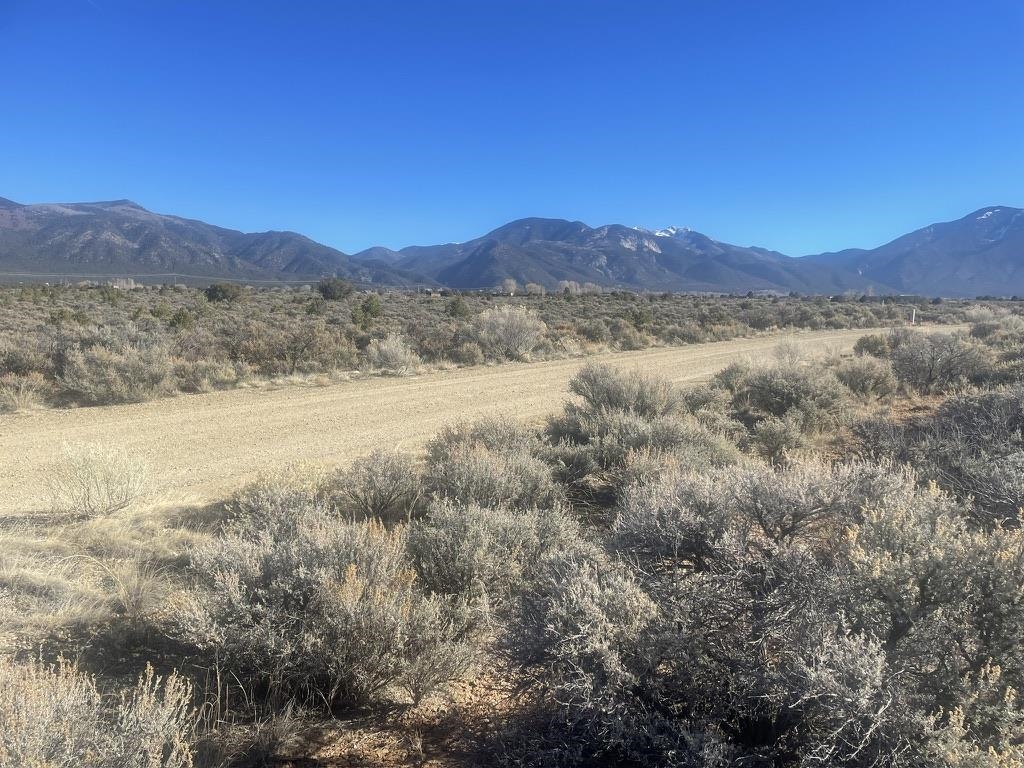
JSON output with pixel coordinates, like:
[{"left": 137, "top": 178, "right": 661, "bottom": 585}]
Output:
[
  {"left": 365, "top": 331, "right": 421, "bottom": 374},
  {"left": 0, "top": 282, "right": 982, "bottom": 408},
  {"left": 6, "top": 318, "right": 1024, "bottom": 766},
  {"left": 48, "top": 442, "right": 149, "bottom": 517},
  {"left": 175, "top": 487, "right": 477, "bottom": 710},
  {"left": 474, "top": 304, "right": 546, "bottom": 360},
  {"left": 0, "top": 657, "right": 197, "bottom": 768}
]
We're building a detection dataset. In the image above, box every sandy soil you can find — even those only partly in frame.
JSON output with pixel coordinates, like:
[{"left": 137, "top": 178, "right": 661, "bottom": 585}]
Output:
[{"left": 0, "top": 328, "right": 931, "bottom": 514}]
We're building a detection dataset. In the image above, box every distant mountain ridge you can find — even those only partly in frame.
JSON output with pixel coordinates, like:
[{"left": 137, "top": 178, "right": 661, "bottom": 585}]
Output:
[
  {"left": 0, "top": 197, "right": 420, "bottom": 285},
  {"left": 356, "top": 217, "right": 871, "bottom": 294},
  {"left": 805, "top": 207, "right": 1024, "bottom": 297},
  {"left": 1, "top": 196, "right": 1022, "bottom": 296}
]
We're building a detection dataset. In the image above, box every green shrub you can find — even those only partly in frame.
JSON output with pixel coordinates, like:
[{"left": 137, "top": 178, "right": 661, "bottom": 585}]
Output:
[
  {"left": 750, "top": 412, "right": 807, "bottom": 464},
  {"left": 445, "top": 295, "right": 471, "bottom": 319},
  {"left": 576, "top": 319, "right": 610, "bottom": 343},
  {"left": 853, "top": 333, "right": 891, "bottom": 358},
  {"left": 730, "top": 362, "right": 849, "bottom": 431}
]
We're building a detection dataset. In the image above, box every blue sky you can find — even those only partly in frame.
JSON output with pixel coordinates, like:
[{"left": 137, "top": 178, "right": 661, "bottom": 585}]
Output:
[{"left": 1, "top": 1, "right": 1022, "bottom": 255}]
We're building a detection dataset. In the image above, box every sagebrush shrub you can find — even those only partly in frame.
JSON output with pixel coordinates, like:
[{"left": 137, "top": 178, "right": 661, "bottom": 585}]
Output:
[
  {"left": 49, "top": 442, "right": 149, "bottom": 517},
  {"left": 366, "top": 332, "right": 420, "bottom": 374},
  {"left": 834, "top": 355, "right": 897, "bottom": 399},
  {"left": 57, "top": 343, "right": 173, "bottom": 405},
  {"left": 475, "top": 305, "right": 545, "bottom": 361},
  {"left": 729, "top": 361, "right": 850, "bottom": 431},
  {"left": 0, "top": 657, "right": 196, "bottom": 768},
  {"left": 891, "top": 332, "right": 993, "bottom": 392},
  {"left": 568, "top": 363, "right": 682, "bottom": 420},
  {"left": 0, "top": 371, "right": 47, "bottom": 412},
  {"left": 749, "top": 412, "right": 806, "bottom": 464},
  {"left": 853, "top": 333, "right": 891, "bottom": 358},
  {"left": 426, "top": 442, "right": 562, "bottom": 510},
  {"left": 409, "top": 501, "right": 581, "bottom": 604},
  {"left": 858, "top": 384, "right": 1024, "bottom": 525},
  {"left": 177, "top": 507, "right": 474, "bottom": 709},
  {"left": 426, "top": 415, "right": 542, "bottom": 464},
  {"left": 328, "top": 449, "right": 423, "bottom": 524},
  {"left": 510, "top": 456, "right": 1024, "bottom": 766}
]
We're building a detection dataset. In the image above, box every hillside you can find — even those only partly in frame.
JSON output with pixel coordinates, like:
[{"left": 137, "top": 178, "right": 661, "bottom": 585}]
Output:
[
  {"left": 808, "top": 206, "right": 1024, "bottom": 297},
  {"left": 377, "top": 217, "right": 875, "bottom": 294},
  {"left": 0, "top": 198, "right": 417, "bottom": 284},
  {"left": 3, "top": 197, "right": 1023, "bottom": 295}
]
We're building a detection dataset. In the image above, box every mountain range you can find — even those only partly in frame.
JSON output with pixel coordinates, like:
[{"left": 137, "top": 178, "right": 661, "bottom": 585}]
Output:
[{"left": 1, "top": 195, "right": 1022, "bottom": 297}]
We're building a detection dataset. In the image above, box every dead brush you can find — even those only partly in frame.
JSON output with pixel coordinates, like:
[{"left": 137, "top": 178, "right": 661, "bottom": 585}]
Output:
[
  {"left": 193, "top": 663, "right": 306, "bottom": 768},
  {"left": 48, "top": 442, "right": 149, "bottom": 518},
  {"left": 0, "top": 371, "right": 47, "bottom": 413},
  {"left": 53, "top": 554, "right": 170, "bottom": 637}
]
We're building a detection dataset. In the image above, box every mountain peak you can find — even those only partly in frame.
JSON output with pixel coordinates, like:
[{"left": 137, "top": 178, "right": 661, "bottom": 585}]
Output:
[
  {"left": 654, "top": 226, "right": 693, "bottom": 238},
  {"left": 482, "top": 217, "right": 590, "bottom": 246},
  {"left": 93, "top": 199, "right": 147, "bottom": 210},
  {"left": 967, "top": 205, "right": 1021, "bottom": 221}
]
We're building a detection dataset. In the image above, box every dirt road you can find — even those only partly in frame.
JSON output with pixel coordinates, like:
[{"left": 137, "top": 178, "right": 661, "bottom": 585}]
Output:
[{"left": 0, "top": 328, "right": 920, "bottom": 513}]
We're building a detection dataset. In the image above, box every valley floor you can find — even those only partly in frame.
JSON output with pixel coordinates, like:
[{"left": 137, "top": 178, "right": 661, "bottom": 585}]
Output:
[{"left": 0, "top": 327, "right": 949, "bottom": 514}]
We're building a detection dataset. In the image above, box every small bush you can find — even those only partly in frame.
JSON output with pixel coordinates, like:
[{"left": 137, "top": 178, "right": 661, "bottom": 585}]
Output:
[
  {"left": 366, "top": 333, "right": 421, "bottom": 374},
  {"left": 834, "top": 355, "right": 897, "bottom": 399},
  {"left": 49, "top": 442, "right": 149, "bottom": 517},
  {"left": 731, "top": 362, "right": 849, "bottom": 431},
  {"left": 448, "top": 341, "right": 485, "bottom": 366},
  {"left": 0, "top": 657, "right": 196, "bottom": 768},
  {"left": 172, "top": 358, "right": 240, "bottom": 393},
  {"left": 568, "top": 363, "right": 681, "bottom": 420},
  {"left": 750, "top": 413, "right": 807, "bottom": 464},
  {"left": 328, "top": 449, "right": 423, "bottom": 524},
  {"left": 445, "top": 295, "right": 472, "bottom": 319},
  {"left": 426, "top": 415, "right": 543, "bottom": 464},
  {"left": 409, "top": 501, "right": 581, "bottom": 604},
  {"left": 57, "top": 344, "right": 173, "bottom": 405},
  {"left": 204, "top": 282, "right": 244, "bottom": 302},
  {"left": 891, "top": 332, "right": 993, "bottom": 392},
  {"left": 608, "top": 318, "right": 650, "bottom": 350},
  {"left": 317, "top": 277, "right": 354, "bottom": 300},
  {"left": 853, "top": 333, "right": 891, "bottom": 358},
  {"left": 576, "top": 319, "right": 610, "bottom": 343},
  {"left": 177, "top": 510, "right": 475, "bottom": 709},
  {"left": 475, "top": 305, "right": 546, "bottom": 361},
  {"left": 0, "top": 371, "right": 47, "bottom": 412},
  {"left": 427, "top": 443, "right": 562, "bottom": 510}
]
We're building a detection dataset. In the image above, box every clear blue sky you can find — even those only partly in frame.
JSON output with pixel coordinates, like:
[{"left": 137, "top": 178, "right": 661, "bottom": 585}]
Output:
[{"left": 2, "top": 1, "right": 1022, "bottom": 255}]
